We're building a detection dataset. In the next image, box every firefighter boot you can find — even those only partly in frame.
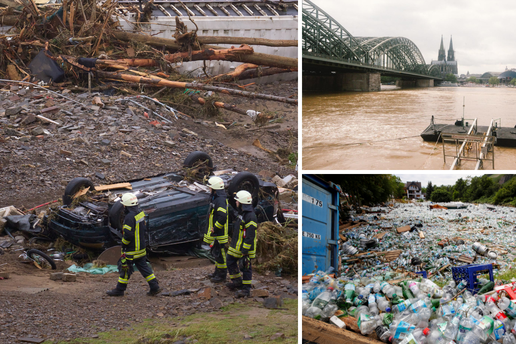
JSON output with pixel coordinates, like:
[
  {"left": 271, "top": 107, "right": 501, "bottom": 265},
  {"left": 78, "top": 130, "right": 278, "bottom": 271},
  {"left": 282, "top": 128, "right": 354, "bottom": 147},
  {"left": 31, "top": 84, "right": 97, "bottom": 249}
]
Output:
[
  {"left": 226, "top": 277, "right": 243, "bottom": 290},
  {"left": 147, "top": 279, "right": 162, "bottom": 296},
  {"left": 206, "top": 267, "right": 217, "bottom": 279},
  {"left": 106, "top": 283, "right": 125, "bottom": 296},
  {"left": 210, "top": 268, "right": 227, "bottom": 283},
  {"left": 235, "top": 287, "right": 251, "bottom": 298}
]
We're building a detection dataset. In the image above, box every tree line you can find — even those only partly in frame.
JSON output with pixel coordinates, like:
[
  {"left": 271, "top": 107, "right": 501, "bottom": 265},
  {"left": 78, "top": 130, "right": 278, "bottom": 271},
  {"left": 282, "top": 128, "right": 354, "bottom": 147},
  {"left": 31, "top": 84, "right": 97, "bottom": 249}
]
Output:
[{"left": 425, "top": 175, "right": 516, "bottom": 205}]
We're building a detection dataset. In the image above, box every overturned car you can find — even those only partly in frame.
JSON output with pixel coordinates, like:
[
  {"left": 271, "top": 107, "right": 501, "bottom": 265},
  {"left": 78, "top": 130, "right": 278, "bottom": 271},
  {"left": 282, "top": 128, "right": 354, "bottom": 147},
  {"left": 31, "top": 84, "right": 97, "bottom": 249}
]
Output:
[{"left": 46, "top": 151, "right": 283, "bottom": 253}]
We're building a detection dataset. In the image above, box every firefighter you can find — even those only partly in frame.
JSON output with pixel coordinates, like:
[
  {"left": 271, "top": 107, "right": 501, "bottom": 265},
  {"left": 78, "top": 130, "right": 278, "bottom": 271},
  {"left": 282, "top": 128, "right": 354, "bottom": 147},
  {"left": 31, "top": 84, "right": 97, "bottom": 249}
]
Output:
[
  {"left": 107, "top": 193, "right": 161, "bottom": 296},
  {"left": 226, "top": 190, "right": 257, "bottom": 298},
  {"left": 203, "top": 176, "right": 229, "bottom": 283}
]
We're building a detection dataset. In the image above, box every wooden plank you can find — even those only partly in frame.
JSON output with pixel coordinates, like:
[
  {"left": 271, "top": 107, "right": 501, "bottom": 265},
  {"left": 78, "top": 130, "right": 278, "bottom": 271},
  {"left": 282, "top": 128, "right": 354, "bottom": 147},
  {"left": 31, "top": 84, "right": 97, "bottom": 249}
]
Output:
[
  {"left": 73, "top": 186, "right": 91, "bottom": 199},
  {"left": 302, "top": 316, "right": 382, "bottom": 344},
  {"left": 373, "top": 231, "right": 387, "bottom": 239},
  {"left": 396, "top": 225, "right": 411, "bottom": 233},
  {"left": 94, "top": 183, "right": 132, "bottom": 191}
]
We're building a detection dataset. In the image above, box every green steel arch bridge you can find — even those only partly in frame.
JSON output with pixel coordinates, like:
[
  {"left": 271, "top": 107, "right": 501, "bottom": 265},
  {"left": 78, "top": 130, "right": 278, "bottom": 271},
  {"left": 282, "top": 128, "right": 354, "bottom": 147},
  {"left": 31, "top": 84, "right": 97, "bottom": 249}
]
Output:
[{"left": 302, "top": 0, "right": 441, "bottom": 79}]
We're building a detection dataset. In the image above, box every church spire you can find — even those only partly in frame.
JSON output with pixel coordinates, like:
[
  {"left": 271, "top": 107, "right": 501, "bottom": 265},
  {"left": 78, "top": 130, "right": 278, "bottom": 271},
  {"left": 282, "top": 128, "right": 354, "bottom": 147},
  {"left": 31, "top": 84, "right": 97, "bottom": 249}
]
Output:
[
  {"left": 447, "top": 36, "right": 455, "bottom": 61},
  {"left": 438, "top": 35, "right": 446, "bottom": 61}
]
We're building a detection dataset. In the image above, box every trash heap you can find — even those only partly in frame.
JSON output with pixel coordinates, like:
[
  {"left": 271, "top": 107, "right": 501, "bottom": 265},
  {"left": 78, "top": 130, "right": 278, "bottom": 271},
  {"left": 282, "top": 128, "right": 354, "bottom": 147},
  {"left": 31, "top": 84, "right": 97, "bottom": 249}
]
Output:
[{"left": 303, "top": 201, "right": 516, "bottom": 343}]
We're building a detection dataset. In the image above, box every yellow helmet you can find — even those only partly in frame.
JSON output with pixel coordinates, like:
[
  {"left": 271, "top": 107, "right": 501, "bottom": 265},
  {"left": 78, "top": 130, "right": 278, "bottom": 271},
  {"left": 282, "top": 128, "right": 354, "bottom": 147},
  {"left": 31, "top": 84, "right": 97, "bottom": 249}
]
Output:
[
  {"left": 207, "top": 176, "right": 224, "bottom": 190},
  {"left": 234, "top": 190, "right": 252, "bottom": 205},
  {"left": 121, "top": 193, "right": 138, "bottom": 206}
]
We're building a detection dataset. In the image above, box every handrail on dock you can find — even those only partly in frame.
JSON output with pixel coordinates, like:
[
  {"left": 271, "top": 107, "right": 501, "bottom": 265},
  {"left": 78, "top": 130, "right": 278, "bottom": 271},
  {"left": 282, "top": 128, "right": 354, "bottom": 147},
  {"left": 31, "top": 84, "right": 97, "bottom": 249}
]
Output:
[{"left": 450, "top": 118, "right": 477, "bottom": 170}]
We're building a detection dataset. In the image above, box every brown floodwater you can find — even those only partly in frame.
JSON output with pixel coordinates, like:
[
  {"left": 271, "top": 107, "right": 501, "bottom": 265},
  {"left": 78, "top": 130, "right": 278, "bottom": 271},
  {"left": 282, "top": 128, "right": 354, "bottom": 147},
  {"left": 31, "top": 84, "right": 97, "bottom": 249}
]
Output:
[{"left": 302, "top": 86, "right": 516, "bottom": 170}]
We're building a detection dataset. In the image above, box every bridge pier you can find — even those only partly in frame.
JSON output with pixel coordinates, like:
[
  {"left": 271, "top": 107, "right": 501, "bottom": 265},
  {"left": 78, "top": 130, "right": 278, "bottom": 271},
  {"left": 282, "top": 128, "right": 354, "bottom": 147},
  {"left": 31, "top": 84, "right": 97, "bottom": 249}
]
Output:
[
  {"left": 396, "top": 79, "right": 434, "bottom": 88},
  {"left": 303, "top": 72, "right": 381, "bottom": 92}
]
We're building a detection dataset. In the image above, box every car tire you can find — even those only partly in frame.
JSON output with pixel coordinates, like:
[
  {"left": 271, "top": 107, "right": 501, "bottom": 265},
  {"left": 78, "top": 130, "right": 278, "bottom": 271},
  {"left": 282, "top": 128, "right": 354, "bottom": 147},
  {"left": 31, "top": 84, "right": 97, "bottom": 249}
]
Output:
[
  {"left": 109, "top": 201, "right": 124, "bottom": 232},
  {"left": 27, "top": 249, "right": 56, "bottom": 270},
  {"left": 228, "top": 172, "right": 260, "bottom": 208},
  {"left": 183, "top": 151, "right": 214, "bottom": 177},
  {"left": 63, "top": 177, "right": 95, "bottom": 206}
]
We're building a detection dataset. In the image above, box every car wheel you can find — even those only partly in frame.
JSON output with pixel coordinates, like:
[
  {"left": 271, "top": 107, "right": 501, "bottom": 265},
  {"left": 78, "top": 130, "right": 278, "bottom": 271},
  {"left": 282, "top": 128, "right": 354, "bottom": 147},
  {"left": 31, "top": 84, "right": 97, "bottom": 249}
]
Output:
[
  {"left": 27, "top": 249, "right": 56, "bottom": 270},
  {"left": 183, "top": 151, "right": 214, "bottom": 178},
  {"left": 228, "top": 172, "right": 260, "bottom": 208},
  {"left": 63, "top": 177, "right": 95, "bottom": 206},
  {"left": 108, "top": 201, "right": 124, "bottom": 232}
]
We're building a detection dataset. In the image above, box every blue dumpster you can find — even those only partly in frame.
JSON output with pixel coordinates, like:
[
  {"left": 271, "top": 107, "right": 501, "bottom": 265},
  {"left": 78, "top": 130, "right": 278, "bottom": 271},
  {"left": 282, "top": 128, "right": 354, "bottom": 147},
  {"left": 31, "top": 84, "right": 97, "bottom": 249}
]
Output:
[{"left": 302, "top": 175, "right": 340, "bottom": 276}]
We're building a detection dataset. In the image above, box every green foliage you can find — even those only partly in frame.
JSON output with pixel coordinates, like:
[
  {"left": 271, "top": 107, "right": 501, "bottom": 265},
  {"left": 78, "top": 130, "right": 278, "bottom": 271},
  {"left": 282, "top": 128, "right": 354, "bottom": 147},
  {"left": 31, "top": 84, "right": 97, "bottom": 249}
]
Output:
[
  {"left": 430, "top": 188, "right": 452, "bottom": 202},
  {"left": 288, "top": 152, "right": 298, "bottom": 167},
  {"left": 489, "top": 76, "right": 500, "bottom": 85},
  {"left": 510, "top": 78, "right": 516, "bottom": 86},
  {"left": 325, "top": 175, "right": 404, "bottom": 210},
  {"left": 381, "top": 76, "right": 400, "bottom": 84},
  {"left": 426, "top": 181, "right": 434, "bottom": 200},
  {"left": 467, "top": 76, "right": 479, "bottom": 83},
  {"left": 493, "top": 177, "right": 516, "bottom": 205},
  {"left": 445, "top": 74, "right": 457, "bottom": 83}
]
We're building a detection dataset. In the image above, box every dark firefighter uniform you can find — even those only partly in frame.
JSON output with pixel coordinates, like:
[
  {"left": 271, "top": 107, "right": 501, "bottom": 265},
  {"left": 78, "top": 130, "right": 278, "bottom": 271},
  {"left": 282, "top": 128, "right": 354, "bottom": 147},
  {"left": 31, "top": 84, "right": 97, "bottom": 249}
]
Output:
[
  {"left": 203, "top": 189, "right": 229, "bottom": 279},
  {"left": 116, "top": 205, "right": 159, "bottom": 293},
  {"left": 226, "top": 203, "right": 257, "bottom": 291}
]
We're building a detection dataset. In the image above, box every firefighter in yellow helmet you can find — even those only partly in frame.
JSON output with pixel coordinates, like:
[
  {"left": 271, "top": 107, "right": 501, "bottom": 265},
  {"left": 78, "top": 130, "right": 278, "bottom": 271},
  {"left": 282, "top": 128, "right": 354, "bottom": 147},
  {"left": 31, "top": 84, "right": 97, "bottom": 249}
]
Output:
[
  {"left": 107, "top": 193, "right": 161, "bottom": 296},
  {"left": 226, "top": 190, "right": 257, "bottom": 297},
  {"left": 204, "top": 176, "right": 229, "bottom": 283}
]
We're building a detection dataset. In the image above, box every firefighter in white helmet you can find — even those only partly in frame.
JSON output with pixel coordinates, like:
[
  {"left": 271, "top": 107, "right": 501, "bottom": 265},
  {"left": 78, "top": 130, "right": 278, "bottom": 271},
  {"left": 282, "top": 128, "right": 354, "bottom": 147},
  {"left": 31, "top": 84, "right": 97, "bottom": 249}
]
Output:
[
  {"left": 204, "top": 176, "right": 229, "bottom": 283},
  {"left": 226, "top": 190, "right": 257, "bottom": 297},
  {"left": 107, "top": 192, "right": 161, "bottom": 296}
]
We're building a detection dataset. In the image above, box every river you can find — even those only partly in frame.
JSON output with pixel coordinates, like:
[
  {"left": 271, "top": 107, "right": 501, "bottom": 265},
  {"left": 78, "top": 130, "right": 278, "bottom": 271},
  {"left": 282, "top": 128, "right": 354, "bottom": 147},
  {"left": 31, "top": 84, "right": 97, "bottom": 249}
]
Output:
[{"left": 302, "top": 86, "right": 516, "bottom": 170}]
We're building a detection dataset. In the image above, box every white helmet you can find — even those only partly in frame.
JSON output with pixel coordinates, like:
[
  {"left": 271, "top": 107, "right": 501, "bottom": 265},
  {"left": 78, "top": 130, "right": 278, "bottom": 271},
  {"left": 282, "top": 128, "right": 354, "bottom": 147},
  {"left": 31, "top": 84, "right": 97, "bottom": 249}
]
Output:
[
  {"left": 121, "top": 193, "right": 138, "bottom": 206},
  {"left": 207, "top": 176, "right": 224, "bottom": 190},
  {"left": 234, "top": 190, "right": 252, "bottom": 205}
]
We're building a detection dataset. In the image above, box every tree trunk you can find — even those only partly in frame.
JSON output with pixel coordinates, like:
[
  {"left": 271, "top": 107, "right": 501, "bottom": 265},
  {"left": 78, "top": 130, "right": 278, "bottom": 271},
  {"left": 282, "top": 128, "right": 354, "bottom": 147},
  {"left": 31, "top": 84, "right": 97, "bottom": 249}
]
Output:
[
  {"left": 196, "top": 36, "right": 297, "bottom": 47},
  {"left": 111, "top": 31, "right": 298, "bottom": 70}
]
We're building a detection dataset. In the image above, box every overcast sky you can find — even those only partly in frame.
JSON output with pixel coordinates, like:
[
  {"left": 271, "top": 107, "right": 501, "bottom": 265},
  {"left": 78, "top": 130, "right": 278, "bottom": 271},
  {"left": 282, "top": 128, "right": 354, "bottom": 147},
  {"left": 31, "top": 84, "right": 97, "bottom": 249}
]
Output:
[
  {"left": 396, "top": 173, "right": 490, "bottom": 187},
  {"left": 311, "top": 0, "right": 516, "bottom": 75}
]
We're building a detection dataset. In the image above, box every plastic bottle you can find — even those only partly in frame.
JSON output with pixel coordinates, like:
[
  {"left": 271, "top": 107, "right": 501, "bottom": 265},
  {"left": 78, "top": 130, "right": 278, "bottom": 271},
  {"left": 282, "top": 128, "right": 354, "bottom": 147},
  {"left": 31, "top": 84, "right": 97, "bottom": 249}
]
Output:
[
  {"left": 368, "top": 294, "right": 379, "bottom": 316},
  {"left": 499, "top": 296, "right": 516, "bottom": 318},
  {"left": 460, "top": 331, "right": 480, "bottom": 344},
  {"left": 408, "top": 281, "right": 422, "bottom": 298},
  {"left": 456, "top": 315, "right": 474, "bottom": 344},
  {"left": 344, "top": 282, "right": 356, "bottom": 306},
  {"left": 375, "top": 325, "right": 392, "bottom": 343},
  {"left": 503, "top": 333, "right": 516, "bottom": 344},
  {"left": 487, "top": 301, "right": 510, "bottom": 328},
  {"left": 427, "top": 327, "right": 451, "bottom": 344},
  {"left": 358, "top": 313, "right": 378, "bottom": 335},
  {"left": 305, "top": 306, "right": 323, "bottom": 320},
  {"left": 443, "top": 313, "right": 460, "bottom": 341},
  {"left": 312, "top": 288, "right": 334, "bottom": 310},
  {"left": 471, "top": 315, "right": 494, "bottom": 341},
  {"left": 390, "top": 320, "right": 416, "bottom": 343},
  {"left": 392, "top": 300, "right": 412, "bottom": 314},
  {"left": 378, "top": 296, "right": 392, "bottom": 313},
  {"left": 381, "top": 282, "right": 397, "bottom": 298}
]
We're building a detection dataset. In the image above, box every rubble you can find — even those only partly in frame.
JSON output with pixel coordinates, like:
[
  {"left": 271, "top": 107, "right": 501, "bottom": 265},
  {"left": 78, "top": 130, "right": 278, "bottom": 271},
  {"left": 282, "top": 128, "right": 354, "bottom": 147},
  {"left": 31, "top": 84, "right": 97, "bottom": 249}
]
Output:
[{"left": 303, "top": 201, "right": 516, "bottom": 343}]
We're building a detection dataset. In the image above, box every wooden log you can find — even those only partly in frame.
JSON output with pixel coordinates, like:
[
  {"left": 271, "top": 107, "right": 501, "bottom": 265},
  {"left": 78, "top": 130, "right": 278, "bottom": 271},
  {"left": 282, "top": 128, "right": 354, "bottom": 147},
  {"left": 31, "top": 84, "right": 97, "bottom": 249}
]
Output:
[
  {"left": 302, "top": 316, "right": 382, "bottom": 344},
  {"left": 210, "top": 63, "right": 295, "bottom": 82},
  {"left": 94, "top": 183, "right": 132, "bottom": 191},
  {"left": 93, "top": 70, "right": 297, "bottom": 105},
  {"left": 111, "top": 31, "right": 298, "bottom": 70},
  {"left": 196, "top": 36, "right": 297, "bottom": 47}
]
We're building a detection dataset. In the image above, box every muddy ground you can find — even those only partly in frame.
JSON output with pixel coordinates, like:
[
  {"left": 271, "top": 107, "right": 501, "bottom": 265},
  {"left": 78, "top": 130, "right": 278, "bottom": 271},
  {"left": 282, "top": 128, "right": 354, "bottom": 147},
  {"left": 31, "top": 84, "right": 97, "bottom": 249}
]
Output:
[
  {"left": 0, "top": 80, "right": 298, "bottom": 209},
  {"left": 0, "top": 251, "right": 298, "bottom": 344}
]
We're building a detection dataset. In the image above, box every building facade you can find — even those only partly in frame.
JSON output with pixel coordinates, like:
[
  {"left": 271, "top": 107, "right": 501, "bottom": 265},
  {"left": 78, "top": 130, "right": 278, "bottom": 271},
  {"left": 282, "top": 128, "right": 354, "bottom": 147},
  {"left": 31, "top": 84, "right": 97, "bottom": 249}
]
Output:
[{"left": 405, "top": 181, "right": 423, "bottom": 200}]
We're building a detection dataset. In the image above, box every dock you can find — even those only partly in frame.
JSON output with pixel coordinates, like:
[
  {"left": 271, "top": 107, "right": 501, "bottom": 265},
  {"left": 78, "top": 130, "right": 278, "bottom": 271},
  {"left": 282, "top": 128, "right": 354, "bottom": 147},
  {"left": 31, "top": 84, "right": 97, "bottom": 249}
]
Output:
[{"left": 421, "top": 117, "right": 516, "bottom": 148}]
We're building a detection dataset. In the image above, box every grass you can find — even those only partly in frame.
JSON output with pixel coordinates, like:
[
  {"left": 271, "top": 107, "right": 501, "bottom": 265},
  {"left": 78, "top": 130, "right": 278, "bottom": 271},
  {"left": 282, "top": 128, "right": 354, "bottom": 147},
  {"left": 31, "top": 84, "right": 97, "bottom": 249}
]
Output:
[{"left": 47, "top": 299, "right": 298, "bottom": 344}]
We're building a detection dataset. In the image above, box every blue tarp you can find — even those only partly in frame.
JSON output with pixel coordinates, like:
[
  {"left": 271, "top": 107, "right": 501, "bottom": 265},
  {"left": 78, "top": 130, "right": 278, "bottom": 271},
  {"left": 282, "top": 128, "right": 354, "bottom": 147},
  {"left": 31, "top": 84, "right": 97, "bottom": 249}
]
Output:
[{"left": 68, "top": 263, "right": 118, "bottom": 274}]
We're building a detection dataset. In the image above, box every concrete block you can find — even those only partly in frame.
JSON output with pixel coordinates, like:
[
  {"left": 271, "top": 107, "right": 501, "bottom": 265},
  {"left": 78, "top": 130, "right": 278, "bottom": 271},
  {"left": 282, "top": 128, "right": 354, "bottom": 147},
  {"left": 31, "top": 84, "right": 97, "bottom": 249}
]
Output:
[
  {"left": 251, "top": 289, "right": 269, "bottom": 298},
  {"left": 62, "top": 273, "right": 76, "bottom": 282},
  {"left": 50, "top": 272, "right": 63, "bottom": 280},
  {"left": 0, "top": 272, "right": 10, "bottom": 279}
]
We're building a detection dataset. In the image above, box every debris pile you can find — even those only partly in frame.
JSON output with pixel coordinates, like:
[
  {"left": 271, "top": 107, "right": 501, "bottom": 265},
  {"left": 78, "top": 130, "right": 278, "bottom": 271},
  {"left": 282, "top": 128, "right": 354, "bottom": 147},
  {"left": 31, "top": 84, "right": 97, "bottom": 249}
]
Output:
[
  {"left": 255, "top": 222, "right": 297, "bottom": 276},
  {"left": 303, "top": 201, "right": 516, "bottom": 343}
]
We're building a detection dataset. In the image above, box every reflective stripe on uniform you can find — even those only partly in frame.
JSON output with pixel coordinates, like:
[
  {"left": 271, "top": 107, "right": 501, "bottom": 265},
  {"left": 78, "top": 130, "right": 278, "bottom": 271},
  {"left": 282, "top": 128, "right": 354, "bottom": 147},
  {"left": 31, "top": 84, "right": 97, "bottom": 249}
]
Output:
[
  {"left": 215, "top": 221, "right": 223, "bottom": 229},
  {"left": 217, "top": 207, "right": 227, "bottom": 213},
  {"left": 245, "top": 221, "right": 257, "bottom": 228},
  {"left": 242, "top": 280, "right": 252, "bottom": 285},
  {"left": 216, "top": 262, "right": 227, "bottom": 269},
  {"left": 145, "top": 274, "right": 156, "bottom": 282},
  {"left": 230, "top": 273, "right": 241, "bottom": 279},
  {"left": 123, "top": 224, "right": 132, "bottom": 231},
  {"left": 122, "top": 238, "right": 130, "bottom": 245},
  {"left": 125, "top": 248, "right": 146, "bottom": 259},
  {"left": 228, "top": 247, "right": 243, "bottom": 258},
  {"left": 215, "top": 235, "right": 228, "bottom": 244},
  {"left": 118, "top": 277, "right": 128, "bottom": 284},
  {"left": 242, "top": 243, "right": 251, "bottom": 249},
  {"left": 134, "top": 212, "right": 145, "bottom": 252}
]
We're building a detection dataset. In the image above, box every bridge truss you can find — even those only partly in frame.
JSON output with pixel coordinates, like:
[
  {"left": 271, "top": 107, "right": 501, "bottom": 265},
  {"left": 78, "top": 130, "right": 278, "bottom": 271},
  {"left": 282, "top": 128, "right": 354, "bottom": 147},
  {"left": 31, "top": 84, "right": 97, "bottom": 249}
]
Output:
[{"left": 303, "top": 0, "right": 432, "bottom": 75}]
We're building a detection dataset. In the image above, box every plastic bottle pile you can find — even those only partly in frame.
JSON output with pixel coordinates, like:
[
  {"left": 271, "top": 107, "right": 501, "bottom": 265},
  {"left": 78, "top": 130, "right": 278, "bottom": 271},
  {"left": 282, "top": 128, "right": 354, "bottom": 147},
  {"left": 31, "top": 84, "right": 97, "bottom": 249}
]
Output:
[
  {"left": 302, "top": 271, "right": 516, "bottom": 343},
  {"left": 340, "top": 202, "right": 516, "bottom": 281}
]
